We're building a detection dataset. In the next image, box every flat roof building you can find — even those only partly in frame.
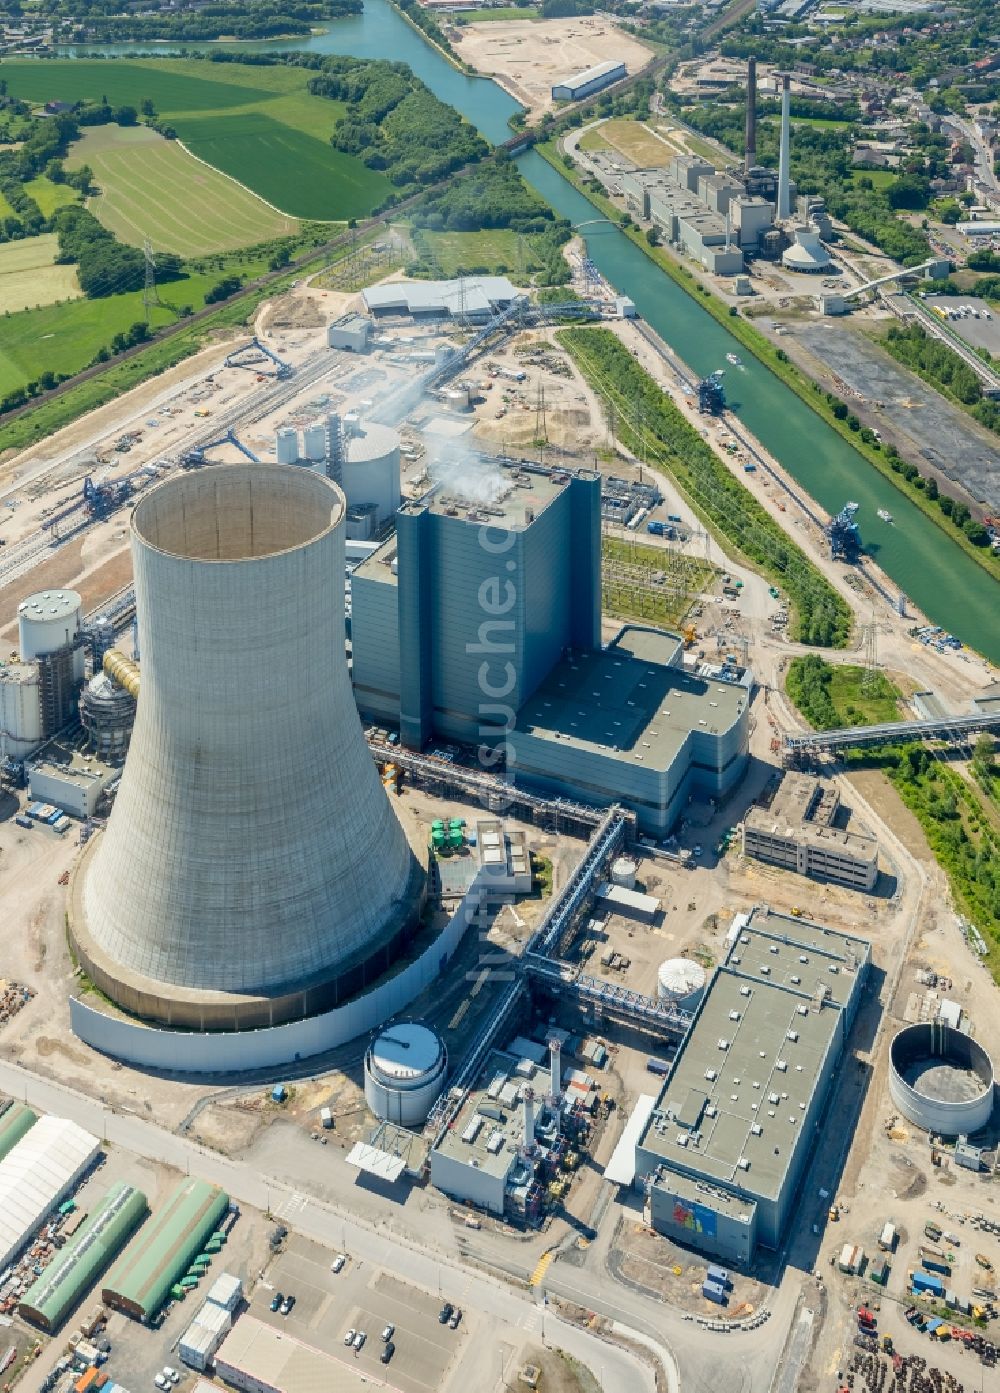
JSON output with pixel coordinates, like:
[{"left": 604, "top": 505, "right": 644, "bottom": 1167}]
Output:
[
  {"left": 362, "top": 276, "right": 517, "bottom": 321},
  {"left": 552, "top": 61, "right": 626, "bottom": 102},
  {"left": 742, "top": 773, "right": 878, "bottom": 891},
  {"left": 102, "top": 1178, "right": 229, "bottom": 1322},
  {"left": 215, "top": 1315, "right": 372, "bottom": 1392},
  {"left": 635, "top": 907, "right": 869, "bottom": 1263}
]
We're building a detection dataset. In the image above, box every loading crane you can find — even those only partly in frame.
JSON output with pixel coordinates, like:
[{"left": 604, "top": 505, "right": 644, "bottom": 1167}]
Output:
[
  {"left": 827, "top": 500, "right": 861, "bottom": 562},
  {"left": 223, "top": 336, "right": 293, "bottom": 380},
  {"left": 698, "top": 371, "right": 726, "bottom": 415},
  {"left": 183, "top": 429, "right": 261, "bottom": 468}
]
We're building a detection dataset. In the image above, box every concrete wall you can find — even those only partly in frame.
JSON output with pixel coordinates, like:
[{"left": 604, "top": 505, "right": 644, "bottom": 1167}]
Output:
[{"left": 70, "top": 878, "right": 484, "bottom": 1074}]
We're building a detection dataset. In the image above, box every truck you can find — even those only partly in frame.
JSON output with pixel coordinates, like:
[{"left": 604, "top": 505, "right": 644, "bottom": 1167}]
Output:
[
  {"left": 646, "top": 1057, "right": 670, "bottom": 1076},
  {"left": 667, "top": 514, "right": 682, "bottom": 523},
  {"left": 857, "top": 1307, "right": 876, "bottom": 1329},
  {"left": 722, "top": 585, "right": 740, "bottom": 600},
  {"left": 924, "top": 1221, "right": 942, "bottom": 1242}
]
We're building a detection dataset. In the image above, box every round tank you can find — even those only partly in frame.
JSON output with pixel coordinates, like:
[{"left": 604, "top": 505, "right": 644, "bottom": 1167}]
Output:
[
  {"left": 610, "top": 857, "right": 637, "bottom": 888},
  {"left": 341, "top": 422, "right": 401, "bottom": 530},
  {"left": 364, "top": 1020, "right": 447, "bottom": 1126},
  {"left": 275, "top": 428, "right": 299, "bottom": 465},
  {"left": 18, "top": 589, "right": 82, "bottom": 661},
  {"left": 79, "top": 671, "right": 136, "bottom": 760},
  {"left": 657, "top": 958, "right": 707, "bottom": 1010},
  {"left": 444, "top": 387, "right": 470, "bottom": 411},
  {"left": 70, "top": 465, "right": 425, "bottom": 1031},
  {"left": 889, "top": 1022, "right": 994, "bottom": 1136},
  {"left": 302, "top": 422, "right": 327, "bottom": 462}
]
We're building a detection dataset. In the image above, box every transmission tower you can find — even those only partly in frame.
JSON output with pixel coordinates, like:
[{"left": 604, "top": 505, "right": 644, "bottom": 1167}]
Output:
[
  {"left": 534, "top": 379, "right": 547, "bottom": 442},
  {"left": 142, "top": 238, "right": 160, "bottom": 321},
  {"left": 861, "top": 614, "right": 881, "bottom": 696}
]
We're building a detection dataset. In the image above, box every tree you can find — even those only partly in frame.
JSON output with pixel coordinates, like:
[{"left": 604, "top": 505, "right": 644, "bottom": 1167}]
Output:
[
  {"left": 645, "top": 226, "right": 660, "bottom": 246},
  {"left": 925, "top": 477, "right": 938, "bottom": 500},
  {"left": 963, "top": 520, "right": 989, "bottom": 545},
  {"left": 114, "top": 106, "right": 138, "bottom": 127}
]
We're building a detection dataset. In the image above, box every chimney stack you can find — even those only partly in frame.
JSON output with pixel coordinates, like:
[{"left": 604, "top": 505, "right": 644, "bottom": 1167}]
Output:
[
  {"left": 549, "top": 1039, "right": 562, "bottom": 1101},
  {"left": 522, "top": 1087, "right": 536, "bottom": 1151},
  {"left": 777, "top": 74, "right": 792, "bottom": 221},
  {"left": 744, "top": 57, "right": 757, "bottom": 176}
]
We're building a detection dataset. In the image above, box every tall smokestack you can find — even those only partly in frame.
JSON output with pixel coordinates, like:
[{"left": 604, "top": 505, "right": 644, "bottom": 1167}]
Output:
[
  {"left": 549, "top": 1040, "right": 562, "bottom": 1100},
  {"left": 744, "top": 57, "right": 757, "bottom": 176},
  {"left": 522, "top": 1087, "right": 536, "bottom": 1151},
  {"left": 777, "top": 74, "right": 791, "bottom": 221}
]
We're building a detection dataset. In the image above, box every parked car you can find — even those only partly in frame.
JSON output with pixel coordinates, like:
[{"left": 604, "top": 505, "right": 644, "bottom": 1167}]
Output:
[
  {"left": 270, "top": 1292, "right": 283, "bottom": 1312},
  {"left": 439, "top": 1303, "right": 454, "bottom": 1324},
  {"left": 162, "top": 1371, "right": 180, "bottom": 1386},
  {"left": 281, "top": 1295, "right": 295, "bottom": 1316},
  {"left": 154, "top": 1378, "right": 168, "bottom": 1391},
  {"left": 331, "top": 1254, "right": 347, "bottom": 1273},
  {"left": 381, "top": 1341, "right": 396, "bottom": 1364},
  {"left": 381, "top": 1324, "right": 395, "bottom": 1342},
  {"left": 344, "top": 1329, "right": 356, "bottom": 1346},
  {"left": 449, "top": 1308, "right": 462, "bottom": 1329},
  {"left": 353, "top": 1330, "right": 367, "bottom": 1351}
]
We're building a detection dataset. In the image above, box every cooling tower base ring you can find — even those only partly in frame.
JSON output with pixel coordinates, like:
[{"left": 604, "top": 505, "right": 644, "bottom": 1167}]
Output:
[{"left": 68, "top": 815, "right": 428, "bottom": 1032}]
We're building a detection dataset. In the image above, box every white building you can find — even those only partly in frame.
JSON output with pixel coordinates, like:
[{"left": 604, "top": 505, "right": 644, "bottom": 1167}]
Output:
[
  {"left": 552, "top": 60, "right": 627, "bottom": 102},
  {"left": 0, "top": 1116, "right": 100, "bottom": 1269}
]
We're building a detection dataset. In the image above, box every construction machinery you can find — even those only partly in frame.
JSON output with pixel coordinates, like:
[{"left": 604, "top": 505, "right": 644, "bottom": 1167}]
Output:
[
  {"left": 827, "top": 501, "right": 861, "bottom": 562},
  {"left": 183, "top": 430, "right": 261, "bottom": 468},
  {"left": 224, "top": 336, "right": 293, "bottom": 380},
  {"left": 698, "top": 372, "right": 726, "bottom": 415},
  {"left": 682, "top": 623, "right": 697, "bottom": 649}
]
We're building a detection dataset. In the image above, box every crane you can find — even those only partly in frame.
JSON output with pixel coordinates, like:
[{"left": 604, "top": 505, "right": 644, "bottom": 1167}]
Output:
[
  {"left": 183, "top": 430, "right": 261, "bottom": 468},
  {"left": 223, "top": 337, "right": 293, "bottom": 380}
]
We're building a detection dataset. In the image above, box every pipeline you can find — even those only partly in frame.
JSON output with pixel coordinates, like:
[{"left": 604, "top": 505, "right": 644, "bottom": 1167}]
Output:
[{"left": 103, "top": 648, "right": 140, "bottom": 700}]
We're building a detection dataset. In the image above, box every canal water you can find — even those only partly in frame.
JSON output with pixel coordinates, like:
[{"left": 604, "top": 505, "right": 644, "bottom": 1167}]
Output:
[{"left": 60, "top": 0, "right": 1000, "bottom": 659}]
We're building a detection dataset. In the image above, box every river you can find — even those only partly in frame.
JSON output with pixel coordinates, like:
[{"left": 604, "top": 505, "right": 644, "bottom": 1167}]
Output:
[{"left": 58, "top": 0, "right": 1000, "bottom": 660}]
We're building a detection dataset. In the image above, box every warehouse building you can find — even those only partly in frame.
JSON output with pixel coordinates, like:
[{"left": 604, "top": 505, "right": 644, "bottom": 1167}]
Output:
[
  {"left": 742, "top": 773, "right": 879, "bottom": 891},
  {"left": 327, "top": 312, "right": 372, "bottom": 352},
  {"left": 362, "top": 276, "right": 517, "bottom": 322},
  {"left": 0, "top": 1101, "right": 37, "bottom": 1161},
  {"left": 0, "top": 1115, "right": 100, "bottom": 1270},
  {"left": 634, "top": 908, "right": 870, "bottom": 1264},
  {"left": 215, "top": 1315, "right": 352, "bottom": 1390},
  {"left": 102, "top": 1178, "right": 229, "bottom": 1322},
  {"left": 19, "top": 1182, "right": 148, "bottom": 1332},
  {"left": 552, "top": 60, "right": 626, "bottom": 102}
]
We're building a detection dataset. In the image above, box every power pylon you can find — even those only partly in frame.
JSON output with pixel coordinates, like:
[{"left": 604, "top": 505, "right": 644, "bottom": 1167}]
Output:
[
  {"left": 861, "top": 613, "right": 881, "bottom": 695},
  {"left": 142, "top": 237, "right": 160, "bottom": 321},
  {"left": 534, "top": 379, "right": 547, "bottom": 442}
]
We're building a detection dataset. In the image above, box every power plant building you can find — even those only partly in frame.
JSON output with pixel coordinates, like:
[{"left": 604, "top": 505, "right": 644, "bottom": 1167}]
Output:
[
  {"left": 69, "top": 465, "right": 425, "bottom": 1032},
  {"left": 634, "top": 908, "right": 870, "bottom": 1264},
  {"left": 1, "top": 589, "right": 86, "bottom": 762},
  {"left": 742, "top": 773, "right": 879, "bottom": 891}
]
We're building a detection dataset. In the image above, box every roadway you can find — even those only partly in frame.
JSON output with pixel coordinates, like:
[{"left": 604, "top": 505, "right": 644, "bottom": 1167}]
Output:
[{"left": 0, "top": 1059, "right": 656, "bottom": 1393}]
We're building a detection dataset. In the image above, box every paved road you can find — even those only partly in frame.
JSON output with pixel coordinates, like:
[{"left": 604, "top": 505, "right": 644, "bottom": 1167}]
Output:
[{"left": 0, "top": 1060, "right": 655, "bottom": 1393}]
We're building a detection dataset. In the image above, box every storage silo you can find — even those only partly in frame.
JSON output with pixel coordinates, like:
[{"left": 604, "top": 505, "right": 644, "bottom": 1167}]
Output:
[
  {"left": 275, "top": 428, "right": 299, "bottom": 465},
  {"left": 657, "top": 958, "right": 707, "bottom": 1012},
  {"left": 610, "top": 857, "right": 637, "bottom": 889},
  {"left": 302, "top": 422, "right": 327, "bottom": 463},
  {"left": 18, "top": 589, "right": 83, "bottom": 663},
  {"left": 69, "top": 465, "right": 426, "bottom": 1031},
  {"left": 341, "top": 422, "right": 401, "bottom": 530},
  {"left": 364, "top": 1020, "right": 447, "bottom": 1126}
]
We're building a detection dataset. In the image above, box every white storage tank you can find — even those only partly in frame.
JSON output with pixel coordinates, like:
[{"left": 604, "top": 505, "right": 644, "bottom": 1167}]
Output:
[
  {"left": 610, "top": 856, "right": 638, "bottom": 889},
  {"left": 275, "top": 428, "right": 299, "bottom": 465},
  {"left": 657, "top": 958, "right": 707, "bottom": 1011},
  {"left": 443, "top": 387, "right": 471, "bottom": 412},
  {"left": 303, "top": 422, "right": 327, "bottom": 462},
  {"left": 18, "top": 589, "right": 82, "bottom": 661},
  {"left": 364, "top": 1019, "right": 447, "bottom": 1126},
  {"left": 341, "top": 421, "right": 401, "bottom": 530},
  {"left": 0, "top": 663, "right": 43, "bottom": 758}
]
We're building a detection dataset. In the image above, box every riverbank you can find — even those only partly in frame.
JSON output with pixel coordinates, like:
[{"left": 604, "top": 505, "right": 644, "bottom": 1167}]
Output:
[
  {"left": 541, "top": 138, "right": 1000, "bottom": 587},
  {"left": 386, "top": 0, "right": 472, "bottom": 74}
]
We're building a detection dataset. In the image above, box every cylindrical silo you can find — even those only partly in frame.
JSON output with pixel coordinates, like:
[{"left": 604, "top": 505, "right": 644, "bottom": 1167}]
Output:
[
  {"left": 610, "top": 857, "right": 637, "bottom": 889},
  {"left": 275, "top": 427, "right": 299, "bottom": 465},
  {"left": 18, "top": 589, "right": 82, "bottom": 661},
  {"left": 657, "top": 958, "right": 707, "bottom": 1012},
  {"left": 341, "top": 422, "right": 401, "bottom": 530},
  {"left": 364, "top": 1020, "right": 447, "bottom": 1126},
  {"left": 70, "top": 465, "right": 425, "bottom": 1031},
  {"left": 302, "top": 422, "right": 327, "bottom": 462}
]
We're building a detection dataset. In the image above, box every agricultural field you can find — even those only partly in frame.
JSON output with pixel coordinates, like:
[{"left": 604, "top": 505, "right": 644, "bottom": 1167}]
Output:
[
  {"left": 0, "top": 58, "right": 391, "bottom": 222},
  {"left": 21, "top": 175, "right": 80, "bottom": 217},
  {"left": 416, "top": 228, "right": 526, "bottom": 276},
  {"left": 0, "top": 234, "right": 81, "bottom": 315},
  {"left": 65, "top": 125, "right": 296, "bottom": 256},
  {"left": 585, "top": 119, "right": 674, "bottom": 168}
]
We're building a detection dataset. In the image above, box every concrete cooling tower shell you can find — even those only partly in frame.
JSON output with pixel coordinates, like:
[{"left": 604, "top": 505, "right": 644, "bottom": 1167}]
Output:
[{"left": 70, "top": 465, "right": 425, "bottom": 1031}]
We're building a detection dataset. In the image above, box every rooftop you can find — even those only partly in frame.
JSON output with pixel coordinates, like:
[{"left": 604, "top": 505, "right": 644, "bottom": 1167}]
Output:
[
  {"left": 216, "top": 1315, "right": 371, "bottom": 1391},
  {"left": 514, "top": 627, "right": 748, "bottom": 771},
  {"left": 18, "top": 589, "right": 81, "bottom": 624},
  {"left": 639, "top": 908, "right": 869, "bottom": 1199},
  {"left": 435, "top": 1049, "right": 550, "bottom": 1180},
  {"left": 363, "top": 276, "right": 517, "bottom": 317},
  {"left": 745, "top": 773, "right": 877, "bottom": 863},
  {"left": 408, "top": 460, "right": 589, "bottom": 531},
  {"left": 26, "top": 742, "right": 117, "bottom": 789}
]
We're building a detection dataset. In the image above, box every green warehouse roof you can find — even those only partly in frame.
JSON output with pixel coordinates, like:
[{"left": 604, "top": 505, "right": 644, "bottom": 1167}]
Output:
[
  {"left": 19, "top": 1182, "right": 148, "bottom": 1333},
  {"left": 102, "top": 1178, "right": 228, "bottom": 1322},
  {"left": 0, "top": 1102, "right": 37, "bottom": 1161}
]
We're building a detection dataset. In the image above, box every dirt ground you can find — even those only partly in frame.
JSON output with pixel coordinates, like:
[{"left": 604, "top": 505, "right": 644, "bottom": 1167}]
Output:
[
  {"left": 508, "top": 1344, "right": 601, "bottom": 1393},
  {"left": 470, "top": 328, "right": 605, "bottom": 452},
  {"left": 452, "top": 17, "right": 653, "bottom": 119}
]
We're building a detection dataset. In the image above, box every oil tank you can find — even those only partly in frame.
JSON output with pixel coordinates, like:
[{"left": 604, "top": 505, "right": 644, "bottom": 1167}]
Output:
[
  {"left": 69, "top": 465, "right": 425, "bottom": 1031},
  {"left": 364, "top": 1020, "right": 447, "bottom": 1126},
  {"left": 275, "top": 428, "right": 299, "bottom": 465},
  {"left": 18, "top": 589, "right": 82, "bottom": 662},
  {"left": 657, "top": 958, "right": 707, "bottom": 1011}
]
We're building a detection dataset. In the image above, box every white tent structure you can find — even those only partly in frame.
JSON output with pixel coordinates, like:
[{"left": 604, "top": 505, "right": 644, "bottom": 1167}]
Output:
[{"left": 0, "top": 1116, "right": 99, "bottom": 1268}]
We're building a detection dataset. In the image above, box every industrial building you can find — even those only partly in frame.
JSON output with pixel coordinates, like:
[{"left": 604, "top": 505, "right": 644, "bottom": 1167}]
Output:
[
  {"left": 551, "top": 60, "right": 627, "bottom": 102},
  {"left": 742, "top": 773, "right": 879, "bottom": 891},
  {"left": 476, "top": 818, "right": 532, "bottom": 895},
  {"left": 362, "top": 276, "right": 517, "bottom": 322},
  {"left": 69, "top": 466, "right": 426, "bottom": 1032},
  {"left": 215, "top": 1315, "right": 353, "bottom": 1391},
  {"left": 0, "top": 588, "right": 85, "bottom": 762},
  {"left": 363, "top": 1020, "right": 449, "bottom": 1127},
  {"left": 102, "top": 1178, "right": 229, "bottom": 1323},
  {"left": 508, "top": 628, "right": 752, "bottom": 837},
  {"left": 351, "top": 459, "right": 602, "bottom": 749},
  {"left": 179, "top": 1294, "right": 234, "bottom": 1372},
  {"left": 633, "top": 908, "right": 870, "bottom": 1264},
  {"left": 327, "top": 312, "right": 372, "bottom": 352},
  {"left": 27, "top": 742, "right": 118, "bottom": 818},
  {"left": 0, "top": 1115, "right": 100, "bottom": 1270},
  {"left": 275, "top": 417, "right": 401, "bottom": 536},
  {"left": 0, "top": 1101, "right": 37, "bottom": 1161},
  {"left": 19, "top": 1182, "right": 149, "bottom": 1332}
]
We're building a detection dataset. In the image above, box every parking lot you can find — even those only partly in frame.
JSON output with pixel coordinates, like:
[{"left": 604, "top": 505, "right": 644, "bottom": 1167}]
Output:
[{"left": 256, "top": 1235, "right": 466, "bottom": 1393}]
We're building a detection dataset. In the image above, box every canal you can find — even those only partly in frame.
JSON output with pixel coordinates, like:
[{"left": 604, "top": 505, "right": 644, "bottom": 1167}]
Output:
[{"left": 63, "top": 0, "right": 1000, "bottom": 660}]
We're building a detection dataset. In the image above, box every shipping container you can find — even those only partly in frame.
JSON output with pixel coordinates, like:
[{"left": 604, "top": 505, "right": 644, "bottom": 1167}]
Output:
[
  {"left": 14, "top": 816, "right": 33, "bottom": 830},
  {"left": 912, "top": 1271, "right": 944, "bottom": 1296},
  {"left": 707, "top": 1265, "right": 731, "bottom": 1288},
  {"left": 702, "top": 1281, "right": 727, "bottom": 1305},
  {"left": 646, "top": 1057, "right": 670, "bottom": 1076},
  {"left": 878, "top": 1223, "right": 896, "bottom": 1251}
]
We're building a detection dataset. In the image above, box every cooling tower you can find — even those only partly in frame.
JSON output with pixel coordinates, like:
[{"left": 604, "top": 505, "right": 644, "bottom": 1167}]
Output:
[{"left": 69, "top": 465, "right": 425, "bottom": 1031}]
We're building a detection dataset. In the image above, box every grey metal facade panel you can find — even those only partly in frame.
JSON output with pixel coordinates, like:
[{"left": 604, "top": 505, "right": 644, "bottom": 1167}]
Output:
[
  {"left": 352, "top": 567, "right": 401, "bottom": 720},
  {"left": 569, "top": 473, "right": 602, "bottom": 651},
  {"left": 77, "top": 467, "right": 421, "bottom": 1003}
]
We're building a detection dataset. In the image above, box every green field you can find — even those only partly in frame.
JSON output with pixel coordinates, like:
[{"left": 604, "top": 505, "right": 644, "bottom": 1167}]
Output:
[
  {"left": 850, "top": 168, "right": 897, "bottom": 190},
  {"left": 0, "top": 234, "right": 81, "bottom": 315},
  {"left": 417, "top": 228, "right": 525, "bottom": 275},
  {"left": 0, "top": 59, "right": 391, "bottom": 221},
  {"left": 22, "top": 175, "right": 81, "bottom": 217},
  {"left": 66, "top": 125, "right": 297, "bottom": 255}
]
